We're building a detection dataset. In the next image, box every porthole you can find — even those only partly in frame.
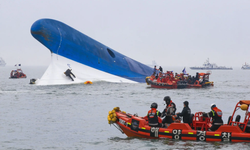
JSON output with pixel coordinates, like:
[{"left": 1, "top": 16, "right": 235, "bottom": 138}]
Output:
[{"left": 107, "top": 48, "right": 115, "bottom": 58}]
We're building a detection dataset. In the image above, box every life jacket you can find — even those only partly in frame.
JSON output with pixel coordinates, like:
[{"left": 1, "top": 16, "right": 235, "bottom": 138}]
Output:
[
  {"left": 164, "top": 100, "right": 176, "bottom": 115},
  {"left": 211, "top": 107, "right": 223, "bottom": 125},
  {"left": 148, "top": 108, "right": 160, "bottom": 126},
  {"left": 167, "top": 100, "right": 173, "bottom": 108},
  {"left": 167, "top": 101, "right": 176, "bottom": 110},
  {"left": 212, "top": 107, "right": 222, "bottom": 117}
]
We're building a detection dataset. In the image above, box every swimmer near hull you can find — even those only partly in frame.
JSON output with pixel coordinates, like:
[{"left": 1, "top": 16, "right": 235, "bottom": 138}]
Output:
[
  {"left": 30, "top": 19, "right": 153, "bottom": 85},
  {"left": 108, "top": 100, "right": 250, "bottom": 142}
]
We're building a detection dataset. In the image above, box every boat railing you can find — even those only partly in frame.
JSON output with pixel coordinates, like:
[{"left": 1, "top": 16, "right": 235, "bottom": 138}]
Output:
[
  {"left": 228, "top": 101, "right": 250, "bottom": 132},
  {"left": 192, "top": 112, "right": 212, "bottom": 131}
]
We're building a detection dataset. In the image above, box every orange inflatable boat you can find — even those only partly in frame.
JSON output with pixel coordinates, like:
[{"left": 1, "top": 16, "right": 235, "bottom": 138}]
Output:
[
  {"left": 145, "top": 72, "right": 214, "bottom": 89},
  {"left": 108, "top": 100, "right": 250, "bottom": 142},
  {"left": 9, "top": 69, "right": 27, "bottom": 79}
]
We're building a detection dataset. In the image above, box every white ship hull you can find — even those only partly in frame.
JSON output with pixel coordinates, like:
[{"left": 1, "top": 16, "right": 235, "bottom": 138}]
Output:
[{"left": 35, "top": 54, "right": 137, "bottom": 85}]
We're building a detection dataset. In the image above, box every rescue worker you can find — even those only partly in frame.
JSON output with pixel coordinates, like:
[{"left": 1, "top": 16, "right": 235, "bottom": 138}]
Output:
[
  {"left": 195, "top": 72, "right": 199, "bottom": 81},
  {"left": 145, "top": 102, "right": 162, "bottom": 127},
  {"left": 153, "top": 66, "right": 157, "bottom": 76},
  {"left": 203, "top": 103, "right": 223, "bottom": 131},
  {"left": 176, "top": 101, "right": 191, "bottom": 124},
  {"left": 161, "top": 96, "right": 176, "bottom": 125},
  {"left": 64, "top": 69, "right": 76, "bottom": 81},
  {"left": 159, "top": 66, "right": 163, "bottom": 73}
]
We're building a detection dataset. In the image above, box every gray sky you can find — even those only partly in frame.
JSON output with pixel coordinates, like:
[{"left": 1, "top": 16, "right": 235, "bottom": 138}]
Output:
[{"left": 1, "top": 0, "right": 250, "bottom": 68}]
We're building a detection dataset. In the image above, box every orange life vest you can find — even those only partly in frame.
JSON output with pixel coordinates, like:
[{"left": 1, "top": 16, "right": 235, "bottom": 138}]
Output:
[
  {"left": 147, "top": 108, "right": 161, "bottom": 126},
  {"left": 212, "top": 107, "right": 222, "bottom": 117}
]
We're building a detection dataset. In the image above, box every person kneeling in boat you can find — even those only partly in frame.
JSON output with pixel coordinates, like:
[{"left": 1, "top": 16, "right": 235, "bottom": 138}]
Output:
[
  {"left": 176, "top": 101, "right": 191, "bottom": 124},
  {"left": 161, "top": 96, "right": 176, "bottom": 126},
  {"left": 144, "top": 102, "right": 163, "bottom": 127},
  {"left": 203, "top": 103, "right": 223, "bottom": 131},
  {"left": 64, "top": 69, "right": 76, "bottom": 81}
]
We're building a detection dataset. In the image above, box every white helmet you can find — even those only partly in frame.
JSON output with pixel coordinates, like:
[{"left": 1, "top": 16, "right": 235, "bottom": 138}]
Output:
[{"left": 211, "top": 103, "right": 216, "bottom": 108}]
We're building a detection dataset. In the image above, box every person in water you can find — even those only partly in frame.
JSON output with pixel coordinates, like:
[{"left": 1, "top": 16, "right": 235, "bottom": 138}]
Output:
[
  {"left": 203, "top": 103, "right": 223, "bottom": 131},
  {"left": 161, "top": 96, "right": 176, "bottom": 125},
  {"left": 176, "top": 101, "right": 191, "bottom": 124},
  {"left": 64, "top": 69, "right": 76, "bottom": 81},
  {"left": 144, "top": 102, "right": 162, "bottom": 127}
]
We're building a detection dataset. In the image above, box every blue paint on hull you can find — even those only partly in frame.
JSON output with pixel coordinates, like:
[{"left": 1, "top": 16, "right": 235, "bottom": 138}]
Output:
[{"left": 30, "top": 19, "right": 153, "bottom": 82}]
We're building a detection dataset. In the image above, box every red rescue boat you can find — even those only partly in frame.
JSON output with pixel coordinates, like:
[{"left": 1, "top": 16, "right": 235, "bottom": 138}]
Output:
[
  {"left": 9, "top": 69, "right": 27, "bottom": 79},
  {"left": 145, "top": 71, "right": 214, "bottom": 89},
  {"left": 108, "top": 100, "right": 250, "bottom": 142}
]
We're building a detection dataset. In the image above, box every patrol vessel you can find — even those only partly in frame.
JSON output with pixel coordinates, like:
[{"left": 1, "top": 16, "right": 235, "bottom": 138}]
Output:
[
  {"left": 190, "top": 58, "right": 232, "bottom": 70},
  {"left": 241, "top": 62, "right": 250, "bottom": 70}
]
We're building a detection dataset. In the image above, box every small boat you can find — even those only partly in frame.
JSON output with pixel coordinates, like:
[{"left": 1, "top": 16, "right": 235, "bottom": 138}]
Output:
[
  {"left": 241, "top": 62, "right": 250, "bottom": 70},
  {"left": 145, "top": 71, "right": 214, "bottom": 89},
  {"left": 0, "top": 57, "right": 6, "bottom": 67},
  {"left": 108, "top": 100, "right": 250, "bottom": 142},
  {"left": 9, "top": 68, "right": 27, "bottom": 79},
  {"left": 190, "top": 58, "right": 232, "bottom": 70}
]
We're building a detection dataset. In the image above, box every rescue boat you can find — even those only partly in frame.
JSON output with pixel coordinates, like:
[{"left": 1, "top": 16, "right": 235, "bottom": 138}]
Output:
[
  {"left": 108, "top": 100, "right": 250, "bottom": 142},
  {"left": 9, "top": 69, "right": 27, "bottom": 79},
  {"left": 145, "top": 71, "right": 214, "bottom": 89}
]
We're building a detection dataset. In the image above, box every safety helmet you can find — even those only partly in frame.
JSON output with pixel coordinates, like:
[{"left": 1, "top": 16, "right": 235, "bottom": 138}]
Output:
[
  {"left": 151, "top": 102, "right": 158, "bottom": 109},
  {"left": 163, "top": 96, "right": 171, "bottom": 103},
  {"left": 211, "top": 103, "right": 216, "bottom": 108},
  {"left": 184, "top": 101, "right": 189, "bottom": 106}
]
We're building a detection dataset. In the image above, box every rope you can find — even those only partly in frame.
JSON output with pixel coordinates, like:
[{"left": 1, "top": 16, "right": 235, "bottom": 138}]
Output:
[{"left": 112, "top": 123, "right": 124, "bottom": 134}]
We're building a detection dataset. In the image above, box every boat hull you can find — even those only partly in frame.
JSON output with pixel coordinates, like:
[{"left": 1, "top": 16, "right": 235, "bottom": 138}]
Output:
[
  {"left": 114, "top": 112, "right": 250, "bottom": 142},
  {"left": 31, "top": 19, "right": 153, "bottom": 85},
  {"left": 9, "top": 76, "right": 27, "bottom": 79}
]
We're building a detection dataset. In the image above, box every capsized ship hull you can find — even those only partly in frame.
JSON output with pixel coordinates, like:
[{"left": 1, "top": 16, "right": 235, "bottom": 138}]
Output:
[{"left": 31, "top": 19, "right": 153, "bottom": 85}]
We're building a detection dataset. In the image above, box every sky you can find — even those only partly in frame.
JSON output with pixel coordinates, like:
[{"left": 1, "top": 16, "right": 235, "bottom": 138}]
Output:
[{"left": 1, "top": 0, "right": 250, "bottom": 68}]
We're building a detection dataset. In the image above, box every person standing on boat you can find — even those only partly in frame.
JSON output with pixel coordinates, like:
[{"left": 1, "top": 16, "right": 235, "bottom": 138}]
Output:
[
  {"left": 144, "top": 102, "right": 162, "bottom": 127},
  {"left": 176, "top": 101, "right": 191, "bottom": 124},
  {"left": 203, "top": 103, "right": 223, "bottom": 131},
  {"left": 195, "top": 72, "right": 199, "bottom": 81},
  {"left": 161, "top": 96, "right": 176, "bottom": 124},
  {"left": 159, "top": 66, "right": 163, "bottom": 73},
  {"left": 153, "top": 66, "right": 157, "bottom": 75},
  {"left": 64, "top": 68, "right": 76, "bottom": 81}
]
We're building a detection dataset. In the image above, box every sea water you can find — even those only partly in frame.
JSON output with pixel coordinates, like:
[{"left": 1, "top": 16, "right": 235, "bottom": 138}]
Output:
[{"left": 0, "top": 66, "right": 250, "bottom": 150}]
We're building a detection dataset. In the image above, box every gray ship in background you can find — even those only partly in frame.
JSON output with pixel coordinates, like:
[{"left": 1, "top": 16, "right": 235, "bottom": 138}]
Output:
[
  {"left": 190, "top": 58, "right": 233, "bottom": 70},
  {"left": 0, "top": 57, "right": 6, "bottom": 67},
  {"left": 242, "top": 62, "right": 250, "bottom": 70}
]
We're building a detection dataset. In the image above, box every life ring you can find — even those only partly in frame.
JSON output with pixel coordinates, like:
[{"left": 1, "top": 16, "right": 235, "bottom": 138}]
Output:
[
  {"left": 194, "top": 80, "right": 199, "bottom": 85},
  {"left": 145, "top": 76, "right": 151, "bottom": 85},
  {"left": 84, "top": 81, "right": 93, "bottom": 84}
]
